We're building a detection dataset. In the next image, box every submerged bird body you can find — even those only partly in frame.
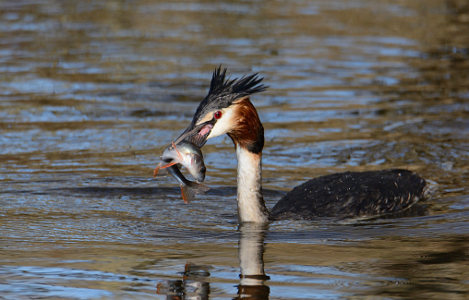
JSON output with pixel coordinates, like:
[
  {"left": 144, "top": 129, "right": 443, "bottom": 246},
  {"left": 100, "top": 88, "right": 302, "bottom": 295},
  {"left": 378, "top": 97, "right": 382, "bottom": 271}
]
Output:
[{"left": 171, "top": 67, "right": 428, "bottom": 223}]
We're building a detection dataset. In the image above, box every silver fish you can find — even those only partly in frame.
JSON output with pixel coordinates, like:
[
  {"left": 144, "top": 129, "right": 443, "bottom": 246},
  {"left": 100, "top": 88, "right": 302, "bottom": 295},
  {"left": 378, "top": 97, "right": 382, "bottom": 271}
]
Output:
[{"left": 154, "top": 141, "right": 209, "bottom": 203}]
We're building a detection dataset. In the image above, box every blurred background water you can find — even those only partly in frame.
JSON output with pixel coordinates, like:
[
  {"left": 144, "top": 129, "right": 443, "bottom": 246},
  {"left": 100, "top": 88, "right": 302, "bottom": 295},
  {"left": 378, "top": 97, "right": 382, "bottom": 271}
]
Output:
[{"left": 0, "top": 0, "right": 468, "bottom": 299}]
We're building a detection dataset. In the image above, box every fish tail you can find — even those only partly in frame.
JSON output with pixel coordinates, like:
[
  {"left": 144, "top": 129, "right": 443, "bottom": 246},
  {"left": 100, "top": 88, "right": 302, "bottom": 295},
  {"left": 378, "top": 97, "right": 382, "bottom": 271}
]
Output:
[
  {"left": 180, "top": 184, "right": 195, "bottom": 204},
  {"left": 180, "top": 182, "right": 210, "bottom": 203}
]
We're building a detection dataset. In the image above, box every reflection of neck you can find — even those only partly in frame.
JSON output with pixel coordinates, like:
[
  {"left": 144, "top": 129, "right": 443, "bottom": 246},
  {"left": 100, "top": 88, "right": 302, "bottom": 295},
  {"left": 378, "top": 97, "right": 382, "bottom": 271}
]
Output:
[{"left": 237, "top": 223, "right": 270, "bottom": 299}]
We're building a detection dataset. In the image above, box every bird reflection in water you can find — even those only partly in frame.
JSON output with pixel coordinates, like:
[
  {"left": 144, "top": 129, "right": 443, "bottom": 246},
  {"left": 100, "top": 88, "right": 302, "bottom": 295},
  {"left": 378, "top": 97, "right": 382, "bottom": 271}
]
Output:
[
  {"left": 156, "top": 263, "right": 210, "bottom": 299},
  {"left": 236, "top": 223, "right": 270, "bottom": 300},
  {"left": 156, "top": 223, "right": 270, "bottom": 300}
]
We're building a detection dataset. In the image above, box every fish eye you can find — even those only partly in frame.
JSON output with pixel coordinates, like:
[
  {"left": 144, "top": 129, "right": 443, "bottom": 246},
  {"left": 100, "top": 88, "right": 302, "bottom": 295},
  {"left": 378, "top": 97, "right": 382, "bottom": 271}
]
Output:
[{"left": 214, "top": 110, "right": 222, "bottom": 119}]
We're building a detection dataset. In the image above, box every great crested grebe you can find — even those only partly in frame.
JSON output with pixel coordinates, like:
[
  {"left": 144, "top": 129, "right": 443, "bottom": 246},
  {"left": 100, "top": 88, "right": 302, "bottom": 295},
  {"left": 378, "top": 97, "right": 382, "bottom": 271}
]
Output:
[{"left": 175, "top": 67, "right": 427, "bottom": 223}]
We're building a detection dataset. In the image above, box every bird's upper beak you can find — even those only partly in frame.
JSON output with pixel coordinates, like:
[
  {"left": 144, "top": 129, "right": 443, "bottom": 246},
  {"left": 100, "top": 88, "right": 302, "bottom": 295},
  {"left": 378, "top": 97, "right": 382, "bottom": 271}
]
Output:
[{"left": 174, "top": 120, "right": 215, "bottom": 148}]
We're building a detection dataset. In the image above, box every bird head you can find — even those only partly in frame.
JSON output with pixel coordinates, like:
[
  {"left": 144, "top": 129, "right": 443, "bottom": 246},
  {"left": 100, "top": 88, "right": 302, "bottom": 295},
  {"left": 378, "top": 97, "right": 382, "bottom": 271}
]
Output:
[{"left": 175, "top": 67, "right": 267, "bottom": 154}]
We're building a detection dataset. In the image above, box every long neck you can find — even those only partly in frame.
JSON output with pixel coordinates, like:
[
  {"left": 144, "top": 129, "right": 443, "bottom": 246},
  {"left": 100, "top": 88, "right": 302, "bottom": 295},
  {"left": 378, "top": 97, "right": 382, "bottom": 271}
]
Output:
[
  {"left": 235, "top": 145, "right": 270, "bottom": 223},
  {"left": 227, "top": 97, "right": 269, "bottom": 223}
]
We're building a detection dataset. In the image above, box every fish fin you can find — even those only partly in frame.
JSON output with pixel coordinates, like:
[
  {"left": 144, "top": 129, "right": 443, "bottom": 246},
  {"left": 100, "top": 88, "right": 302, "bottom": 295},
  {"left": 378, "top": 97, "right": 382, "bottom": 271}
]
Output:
[
  {"left": 159, "top": 161, "right": 178, "bottom": 169},
  {"left": 172, "top": 141, "right": 184, "bottom": 161},
  {"left": 153, "top": 161, "right": 179, "bottom": 178},
  {"left": 187, "top": 182, "right": 210, "bottom": 195},
  {"left": 180, "top": 182, "right": 210, "bottom": 204},
  {"left": 153, "top": 163, "right": 162, "bottom": 178}
]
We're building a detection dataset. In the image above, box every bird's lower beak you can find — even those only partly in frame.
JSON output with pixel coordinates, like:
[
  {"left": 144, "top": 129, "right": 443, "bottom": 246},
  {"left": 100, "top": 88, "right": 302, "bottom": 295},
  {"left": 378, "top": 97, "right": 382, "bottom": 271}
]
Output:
[{"left": 175, "top": 121, "right": 214, "bottom": 148}]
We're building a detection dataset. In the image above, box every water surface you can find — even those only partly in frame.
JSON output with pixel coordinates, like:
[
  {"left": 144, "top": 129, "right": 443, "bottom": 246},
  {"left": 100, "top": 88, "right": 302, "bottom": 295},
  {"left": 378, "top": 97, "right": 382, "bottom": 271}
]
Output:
[{"left": 1, "top": 0, "right": 468, "bottom": 299}]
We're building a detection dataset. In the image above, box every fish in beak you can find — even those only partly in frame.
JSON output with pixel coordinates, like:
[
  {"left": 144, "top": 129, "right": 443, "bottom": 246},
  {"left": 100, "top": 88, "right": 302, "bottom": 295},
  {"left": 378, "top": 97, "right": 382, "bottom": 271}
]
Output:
[{"left": 154, "top": 141, "right": 209, "bottom": 203}]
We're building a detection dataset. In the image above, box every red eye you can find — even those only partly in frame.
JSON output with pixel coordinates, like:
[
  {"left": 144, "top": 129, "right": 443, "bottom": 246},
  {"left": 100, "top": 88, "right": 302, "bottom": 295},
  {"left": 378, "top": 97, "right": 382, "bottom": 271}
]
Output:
[{"left": 214, "top": 110, "right": 222, "bottom": 119}]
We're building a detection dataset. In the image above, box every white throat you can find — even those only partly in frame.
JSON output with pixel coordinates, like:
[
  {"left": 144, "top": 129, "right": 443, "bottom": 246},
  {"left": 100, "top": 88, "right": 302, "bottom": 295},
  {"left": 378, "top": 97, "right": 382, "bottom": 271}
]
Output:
[{"left": 236, "top": 146, "right": 270, "bottom": 223}]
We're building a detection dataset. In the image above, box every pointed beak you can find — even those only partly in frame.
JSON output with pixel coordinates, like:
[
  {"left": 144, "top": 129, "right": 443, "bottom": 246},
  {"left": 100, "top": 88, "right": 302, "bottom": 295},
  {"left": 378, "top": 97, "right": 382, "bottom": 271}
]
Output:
[{"left": 174, "top": 120, "right": 215, "bottom": 148}]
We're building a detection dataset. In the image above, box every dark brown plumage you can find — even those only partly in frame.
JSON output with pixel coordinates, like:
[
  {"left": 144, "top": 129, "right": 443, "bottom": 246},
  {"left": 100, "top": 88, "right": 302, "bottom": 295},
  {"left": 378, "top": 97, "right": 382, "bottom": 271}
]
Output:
[{"left": 271, "top": 169, "right": 426, "bottom": 220}]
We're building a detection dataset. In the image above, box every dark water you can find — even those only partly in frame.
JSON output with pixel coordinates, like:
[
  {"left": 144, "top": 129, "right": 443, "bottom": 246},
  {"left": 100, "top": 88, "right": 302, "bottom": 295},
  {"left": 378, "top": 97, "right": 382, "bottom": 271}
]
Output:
[{"left": 1, "top": 0, "right": 468, "bottom": 299}]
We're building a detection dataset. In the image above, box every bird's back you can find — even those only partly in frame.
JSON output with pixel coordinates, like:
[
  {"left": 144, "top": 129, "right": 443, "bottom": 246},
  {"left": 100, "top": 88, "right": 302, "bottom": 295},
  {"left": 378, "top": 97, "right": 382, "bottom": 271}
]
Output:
[{"left": 270, "top": 169, "right": 427, "bottom": 220}]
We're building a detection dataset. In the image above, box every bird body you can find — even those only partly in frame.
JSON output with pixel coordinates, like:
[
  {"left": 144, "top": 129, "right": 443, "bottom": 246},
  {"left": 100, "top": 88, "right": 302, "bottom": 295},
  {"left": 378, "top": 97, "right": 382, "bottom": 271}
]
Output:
[
  {"left": 271, "top": 169, "right": 426, "bottom": 220},
  {"left": 173, "top": 67, "right": 428, "bottom": 223}
]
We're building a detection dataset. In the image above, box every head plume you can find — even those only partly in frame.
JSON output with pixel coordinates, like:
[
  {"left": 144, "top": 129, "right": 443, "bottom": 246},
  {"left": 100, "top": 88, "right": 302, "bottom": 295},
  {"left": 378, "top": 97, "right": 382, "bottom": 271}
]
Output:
[
  {"left": 191, "top": 67, "right": 267, "bottom": 123},
  {"left": 207, "top": 66, "right": 267, "bottom": 102}
]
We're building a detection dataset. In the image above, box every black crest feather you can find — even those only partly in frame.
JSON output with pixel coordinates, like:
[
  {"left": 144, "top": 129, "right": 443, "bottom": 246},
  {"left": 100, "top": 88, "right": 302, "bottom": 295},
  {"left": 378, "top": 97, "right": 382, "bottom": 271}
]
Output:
[
  {"left": 208, "top": 66, "right": 267, "bottom": 99},
  {"left": 191, "top": 66, "right": 268, "bottom": 125}
]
